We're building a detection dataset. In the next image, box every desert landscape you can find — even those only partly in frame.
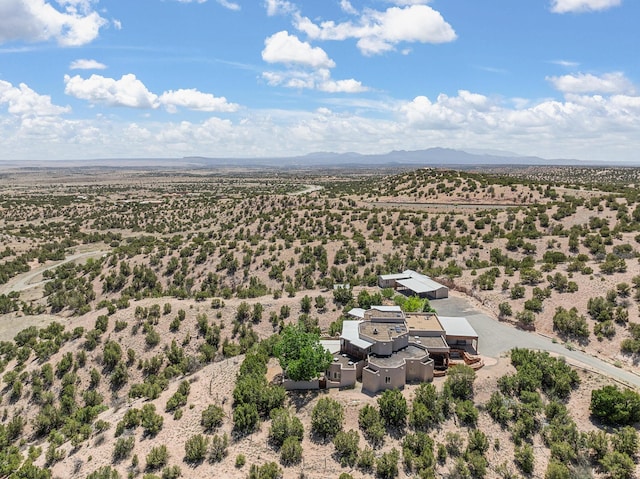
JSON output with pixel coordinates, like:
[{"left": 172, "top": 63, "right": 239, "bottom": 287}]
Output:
[{"left": 1, "top": 165, "right": 640, "bottom": 479}]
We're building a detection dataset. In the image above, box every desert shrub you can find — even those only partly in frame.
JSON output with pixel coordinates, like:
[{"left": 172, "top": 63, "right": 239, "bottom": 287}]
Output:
[
  {"left": 184, "top": 434, "right": 208, "bottom": 463},
  {"left": 113, "top": 436, "right": 135, "bottom": 462},
  {"left": 141, "top": 404, "right": 163, "bottom": 436},
  {"left": 247, "top": 462, "right": 282, "bottom": 479},
  {"left": 233, "top": 402, "right": 259, "bottom": 434},
  {"left": 377, "top": 389, "right": 408, "bottom": 429},
  {"left": 402, "top": 432, "right": 435, "bottom": 474},
  {"left": 600, "top": 451, "right": 635, "bottom": 479},
  {"left": 455, "top": 400, "right": 478, "bottom": 427},
  {"left": 268, "top": 408, "right": 303, "bottom": 448},
  {"left": 311, "top": 397, "right": 344, "bottom": 440},
  {"left": 357, "top": 447, "right": 375, "bottom": 472},
  {"left": 376, "top": 448, "right": 400, "bottom": 479},
  {"left": 208, "top": 433, "right": 229, "bottom": 463},
  {"left": 591, "top": 385, "right": 640, "bottom": 426},
  {"left": 359, "top": 404, "right": 385, "bottom": 447},
  {"left": 333, "top": 429, "right": 359, "bottom": 467},
  {"left": 279, "top": 436, "right": 302, "bottom": 465},
  {"left": 102, "top": 341, "right": 122, "bottom": 371},
  {"left": 145, "top": 445, "right": 168, "bottom": 471},
  {"left": 444, "top": 364, "right": 476, "bottom": 400},
  {"left": 87, "top": 466, "right": 119, "bottom": 479},
  {"left": 201, "top": 404, "right": 224, "bottom": 432},
  {"left": 611, "top": 426, "right": 639, "bottom": 457},
  {"left": 514, "top": 444, "right": 534, "bottom": 474},
  {"left": 165, "top": 380, "right": 190, "bottom": 412},
  {"left": 553, "top": 307, "right": 589, "bottom": 340},
  {"left": 161, "top": 465, "right": 181, "bottom": 479},
  {"left": 235, "top": 454, "right": 246, "bottom": 468}
]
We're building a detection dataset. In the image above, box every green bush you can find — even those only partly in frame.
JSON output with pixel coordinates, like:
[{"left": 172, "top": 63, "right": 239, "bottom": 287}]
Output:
[
  {"left": 376, "top": 448, "right": 399, "bottom": 479},
  {"left": 514, "top": 444, "right": 534, "bottom": 474},
  {"left": 358, "top": 404, "right": 385, "bottom": 447},
  {"left": 145, "top": 445, "right": 168, "bottom": 471},
  {"left": 444, "top": 364, "right": 476, "bottom": 400},
  {"left": 333, "top": 429, "right": 359, "bottom": 467},
  {"left": 279, "top": 436, "right": 302, "bottom": 465},
  {"left": 141, "top": 404, "right": 163, "bottom": 436},
  {"left": 377, "top": 389, "right": 408, "bottom": 429},
  {"left": 268, "top": 408, "right": 303, "bottom": 448},
  {"left": 311, "top": 397, "right": 344, "bottom": 440},
  {"left": 247, "top": 462, "right": 282, "bottom": 479},
  {"left": 208, "top": 433, "right": 229, "bottom": 463},
  {"left": 184, "top": 434, "right": 208, "bottom": 463},
  {"left": 201, "top": 404, "right": 224, "bottom": 432},
  {"left": 113, "top": 436, "right": 135, "bottom": 462},
  {"left": 591, "top": 385, "right": 640, "bottom": 426}
]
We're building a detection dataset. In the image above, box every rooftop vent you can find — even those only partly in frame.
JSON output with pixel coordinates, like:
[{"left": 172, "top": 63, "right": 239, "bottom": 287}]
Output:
[{"left": 373, "top": 328, "right": 378, "bottom": 335}]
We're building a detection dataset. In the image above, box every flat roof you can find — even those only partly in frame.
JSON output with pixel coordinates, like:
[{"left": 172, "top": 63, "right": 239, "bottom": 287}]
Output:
[
  {"left": 360, "top": 321, "right": 407, "bottom": 341},
  {"left": 439, "top": 316, "right": 478, "bottom": 339},
  {"left": 368, "top": 345, "right": 429, "bottom": 368},
  {"left": 364, "top": 309, "right": 405, "bottom": 322},
  {"left": 413, "top": 336, "right": 449, "bottom": 351},
  {"left": 347, "top": 308, "right": 365, "bottom": 319},
  {"left": 405, "top": 312, "right": 445, "bottom": 333}
]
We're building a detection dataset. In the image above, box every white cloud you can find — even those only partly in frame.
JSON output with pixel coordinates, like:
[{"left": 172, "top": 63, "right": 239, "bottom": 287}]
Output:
[
  {"left": 64, "top": 74, "right": 159, "bottom": 108},
  {"left": 551, "top": 59, "right": 580, "bottom": 68},
  {"left": 264, "top": 0, "right": 297, "bottom": 16},
  {"left": 4, "top": 86, "right": 640, "bottom": 162},
  {"left": 159, "top": 89, "right": 239, "bottom": 113},
  {"left": 262, "top": 68, "right": 368, "bottom": 93},
  {"left": 0, "top": 80, "right": 71, "bottom": 117},
  {"left": 216, "top": 0, "right": 240, "bottom": 10},
  {"left": 262, "top": 31, "right": 336, "bottom": 68},
  {"left": 64, "top": 73, "right": 240, "bottom": 112},
  {"left": 340, "top": 0, "right": 357, "bottom": 14},
  {"left": 70, "top": 58, "right": 107, "bottom": 70},
  {"left": 295, "top": 4, "right": 456, "bottom": 55},
  {"left": 319, "top": 79, "right": 367, "bottom": 93},
  {"left": 0, "top": 0, "right": 108, "bottom": 46},
  {"left": 547, "top": 72, "right": 635, "bottom": 94},
  {"left": 550, "top": 0, "right": 621, "bottom": 13}
]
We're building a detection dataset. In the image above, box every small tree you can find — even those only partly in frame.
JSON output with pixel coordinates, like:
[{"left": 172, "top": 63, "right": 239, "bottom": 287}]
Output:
[
  {"left": 377, "top": 389, "right": 408, "bottom": 429},
  {"left": 444, "top": 364, "right": 476, "bottom": 400},
  {"left": 274, "top": 324, "right": 332, "bottom": 381},
  {"left": 311, "top": 397, "right": 344, "bottom": 440},
  {"left": 333, "top": 430, "right": 360, "bottom": 467},
  {"left": 184, "top": 434, "right": 208, "bottom": 463}
]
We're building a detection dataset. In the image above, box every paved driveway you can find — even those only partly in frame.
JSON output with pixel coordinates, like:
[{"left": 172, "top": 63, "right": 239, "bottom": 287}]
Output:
[{"left": 433, "top": 295, "right": 640, "bottom": 389}]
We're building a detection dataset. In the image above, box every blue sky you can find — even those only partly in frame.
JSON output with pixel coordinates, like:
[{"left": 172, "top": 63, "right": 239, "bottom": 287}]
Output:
[{"left": 1, "top": 0, "right": 639, "bottom": 162}]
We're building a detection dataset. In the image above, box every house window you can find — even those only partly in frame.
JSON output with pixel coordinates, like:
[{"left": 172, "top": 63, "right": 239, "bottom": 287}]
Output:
[
  {"left": 334, "top": 372, "right": 340, "bottom": 380},
  {"left": 385, "top": 377, "right": 391, "bottom": 384}
]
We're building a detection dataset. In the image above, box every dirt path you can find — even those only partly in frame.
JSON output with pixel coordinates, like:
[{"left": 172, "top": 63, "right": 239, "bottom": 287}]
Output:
[
  {"left": 0, "top": 248, "right": 109, "bottom": 342},
  {"left": 0, "top": 249, "right": 109, "bottom": 296},
  {"left": 289, "top": 184, "right": 323, "bottom": 195}
]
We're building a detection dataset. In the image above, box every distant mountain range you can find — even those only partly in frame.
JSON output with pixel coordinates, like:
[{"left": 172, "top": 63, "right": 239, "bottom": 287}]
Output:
[{"left": 0, "top": 147, "right": 611, "bottom": 169}]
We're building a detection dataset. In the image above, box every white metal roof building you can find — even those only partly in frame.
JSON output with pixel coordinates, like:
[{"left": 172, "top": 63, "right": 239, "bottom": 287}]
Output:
[
  {"left": 438, "top": 316, "right": 478, "bottom": 353},
  {"left": 378, "top": 269, "right": 449, "bottom": 299}
]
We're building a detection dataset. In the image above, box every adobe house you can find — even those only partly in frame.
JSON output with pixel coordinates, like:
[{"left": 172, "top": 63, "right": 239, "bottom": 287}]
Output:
[{"left": 329, "top": 307, "right": 480, "bottom": 393}]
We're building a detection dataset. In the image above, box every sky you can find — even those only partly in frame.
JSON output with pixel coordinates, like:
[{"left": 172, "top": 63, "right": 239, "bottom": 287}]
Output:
[{"left": 1, "top": 0, "right": 639, "bottom": 163}]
